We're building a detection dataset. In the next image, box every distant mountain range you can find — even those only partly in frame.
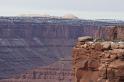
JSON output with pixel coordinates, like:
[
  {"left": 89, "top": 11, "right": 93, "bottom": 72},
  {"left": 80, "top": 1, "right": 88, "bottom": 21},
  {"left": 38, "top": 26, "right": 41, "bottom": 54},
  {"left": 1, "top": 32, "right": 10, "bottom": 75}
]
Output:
[{"left": 19, "top": 14, "right": 124, "bottom": 22}]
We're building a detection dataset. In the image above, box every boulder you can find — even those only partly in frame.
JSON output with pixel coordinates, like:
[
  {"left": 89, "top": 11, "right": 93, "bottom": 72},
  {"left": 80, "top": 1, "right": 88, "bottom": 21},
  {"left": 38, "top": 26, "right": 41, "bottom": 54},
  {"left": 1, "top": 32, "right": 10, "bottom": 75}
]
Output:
[
  {"left": 118, "top": 42, "right": 124, "bottom": 49},
  {"left": 94, "top": 43, "right": 103, "bottom": 50},
  {"left": 78, "top": 36, "right": 93, "bottom": 42},
  {"left": 81, "top": 44, "right": 87, "bottom": 48},
  {"left": 110, "top": 55, "right": 118, "bottom": 60},
  {"left": 105, "top": 53, "right": 111, "bottom": 58},
  {"left": 111, "top": 43, "right": 119, "bottom": 49},
  {"left": 101, "top": 42, "right": 111, "bottom": 50}
]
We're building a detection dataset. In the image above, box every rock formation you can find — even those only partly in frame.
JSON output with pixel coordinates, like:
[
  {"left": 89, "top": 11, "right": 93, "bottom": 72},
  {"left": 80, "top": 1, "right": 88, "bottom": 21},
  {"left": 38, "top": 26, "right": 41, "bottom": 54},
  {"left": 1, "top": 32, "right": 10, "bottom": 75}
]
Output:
[
  {"left": 73, "top": 36, "right": 124, "bottom": 82},
  {"left": 0, "top": 58, "right": 74, "bottom": 82},
  {"left": 0, "top": 17, "right": 123, "bottom": 80}
]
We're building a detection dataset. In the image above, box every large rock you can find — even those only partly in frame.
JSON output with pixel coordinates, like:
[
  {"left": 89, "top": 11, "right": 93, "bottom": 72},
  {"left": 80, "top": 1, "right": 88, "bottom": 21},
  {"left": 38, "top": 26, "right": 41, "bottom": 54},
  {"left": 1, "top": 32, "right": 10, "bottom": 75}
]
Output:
[
  {"left": 118, "top": 42, "right": 124, "bottom": 49},
  {"left": 101, "top": 42, "right": 111, "bottom": 50},
  {"left": 111, "top": 43, "right": 119, "bottom": 49},
  {"left": 78, "top": 36, "right": 93, "bottom": 42}
]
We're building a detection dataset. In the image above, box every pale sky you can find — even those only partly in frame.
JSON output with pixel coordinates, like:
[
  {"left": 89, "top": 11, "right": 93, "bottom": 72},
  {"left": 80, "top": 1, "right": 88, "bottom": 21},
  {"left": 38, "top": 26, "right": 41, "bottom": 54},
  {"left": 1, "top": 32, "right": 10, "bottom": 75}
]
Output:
[{"left": 0, "top": 0, "right": 124, "bottom": 19}]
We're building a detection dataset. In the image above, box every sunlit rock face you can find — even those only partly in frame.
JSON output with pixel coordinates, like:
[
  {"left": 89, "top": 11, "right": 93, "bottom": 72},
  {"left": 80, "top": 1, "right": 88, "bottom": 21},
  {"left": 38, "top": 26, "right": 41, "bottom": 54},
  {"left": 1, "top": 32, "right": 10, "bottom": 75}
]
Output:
[
  {"left": 73, "top": 36, "right": 124, "bottom": 82},
  {"left": 0, "top": 17, "right": 123, "bottom": 80}
]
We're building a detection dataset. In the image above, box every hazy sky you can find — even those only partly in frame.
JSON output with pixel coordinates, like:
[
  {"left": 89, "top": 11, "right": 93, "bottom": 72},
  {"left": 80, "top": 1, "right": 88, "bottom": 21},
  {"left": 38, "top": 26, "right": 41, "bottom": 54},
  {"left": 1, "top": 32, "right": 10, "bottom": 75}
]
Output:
[{"left": 0, "top": 0, "right": 124, "bottom": 19}]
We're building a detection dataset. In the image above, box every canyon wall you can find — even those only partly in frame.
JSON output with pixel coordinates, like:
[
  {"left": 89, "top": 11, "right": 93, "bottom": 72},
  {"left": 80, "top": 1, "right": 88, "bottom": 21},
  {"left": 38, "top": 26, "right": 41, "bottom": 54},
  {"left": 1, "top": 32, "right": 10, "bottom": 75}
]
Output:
[
  {"left": 0, "top": 58, "right": 74, "bottom": 82},
  {"left": 0, "top": 17, "right": 123, "bottom": 80}
]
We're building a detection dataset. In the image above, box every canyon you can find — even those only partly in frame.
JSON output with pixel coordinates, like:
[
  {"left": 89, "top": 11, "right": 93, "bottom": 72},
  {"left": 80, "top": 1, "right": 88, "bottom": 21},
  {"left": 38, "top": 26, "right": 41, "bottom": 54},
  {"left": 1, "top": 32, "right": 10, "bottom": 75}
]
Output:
[{"left": 0, "top": 17, "right": 124, "bottom": 82}]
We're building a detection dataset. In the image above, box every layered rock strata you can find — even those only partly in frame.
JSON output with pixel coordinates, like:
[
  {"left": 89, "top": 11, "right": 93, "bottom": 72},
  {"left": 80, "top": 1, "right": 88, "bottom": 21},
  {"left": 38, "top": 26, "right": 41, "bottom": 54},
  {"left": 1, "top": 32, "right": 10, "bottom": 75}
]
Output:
[
  {"left": 0, "top": 17, "right": 124, "bottom": 79},
  {"left": 73, "top": 36, "right": 124, "bottom": 82},
  {"left": 0, "top": 58, "right": 74, "bottom": 82}
]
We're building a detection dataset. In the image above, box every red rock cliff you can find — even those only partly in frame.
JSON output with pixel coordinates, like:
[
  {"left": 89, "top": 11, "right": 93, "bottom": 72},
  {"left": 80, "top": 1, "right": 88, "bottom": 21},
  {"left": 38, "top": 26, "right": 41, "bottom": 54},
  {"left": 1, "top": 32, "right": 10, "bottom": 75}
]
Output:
[{"left": 73, "top": 36, "right": 124, "bottom": 82}]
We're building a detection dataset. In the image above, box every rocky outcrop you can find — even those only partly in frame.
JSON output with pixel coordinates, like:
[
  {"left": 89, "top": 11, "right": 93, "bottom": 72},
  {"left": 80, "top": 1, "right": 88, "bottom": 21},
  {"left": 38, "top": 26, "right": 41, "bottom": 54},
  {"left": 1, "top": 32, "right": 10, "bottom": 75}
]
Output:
[{"left": 73, "top": 36, "right": 124, "bottom": 82}]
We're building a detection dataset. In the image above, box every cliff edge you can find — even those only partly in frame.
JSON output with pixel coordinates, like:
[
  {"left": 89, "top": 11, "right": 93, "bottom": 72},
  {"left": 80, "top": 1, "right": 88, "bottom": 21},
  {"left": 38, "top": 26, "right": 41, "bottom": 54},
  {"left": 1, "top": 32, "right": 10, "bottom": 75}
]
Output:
[{"left": 73, "top": 36, "right": 124, "bottom": 82}]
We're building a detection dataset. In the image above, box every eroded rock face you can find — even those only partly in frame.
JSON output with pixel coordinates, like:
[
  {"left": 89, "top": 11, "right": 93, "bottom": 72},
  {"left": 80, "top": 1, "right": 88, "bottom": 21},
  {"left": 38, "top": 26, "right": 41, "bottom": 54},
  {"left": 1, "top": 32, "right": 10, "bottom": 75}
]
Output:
[
  {"left": 0, "top": 17, "right": 124, "bottom": 80},
  {"left": 73, "top": 36, "right": 124, "bottom": 82},
  {"left": 0, "top": 58, "right": 74, "bottom": 82}
]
